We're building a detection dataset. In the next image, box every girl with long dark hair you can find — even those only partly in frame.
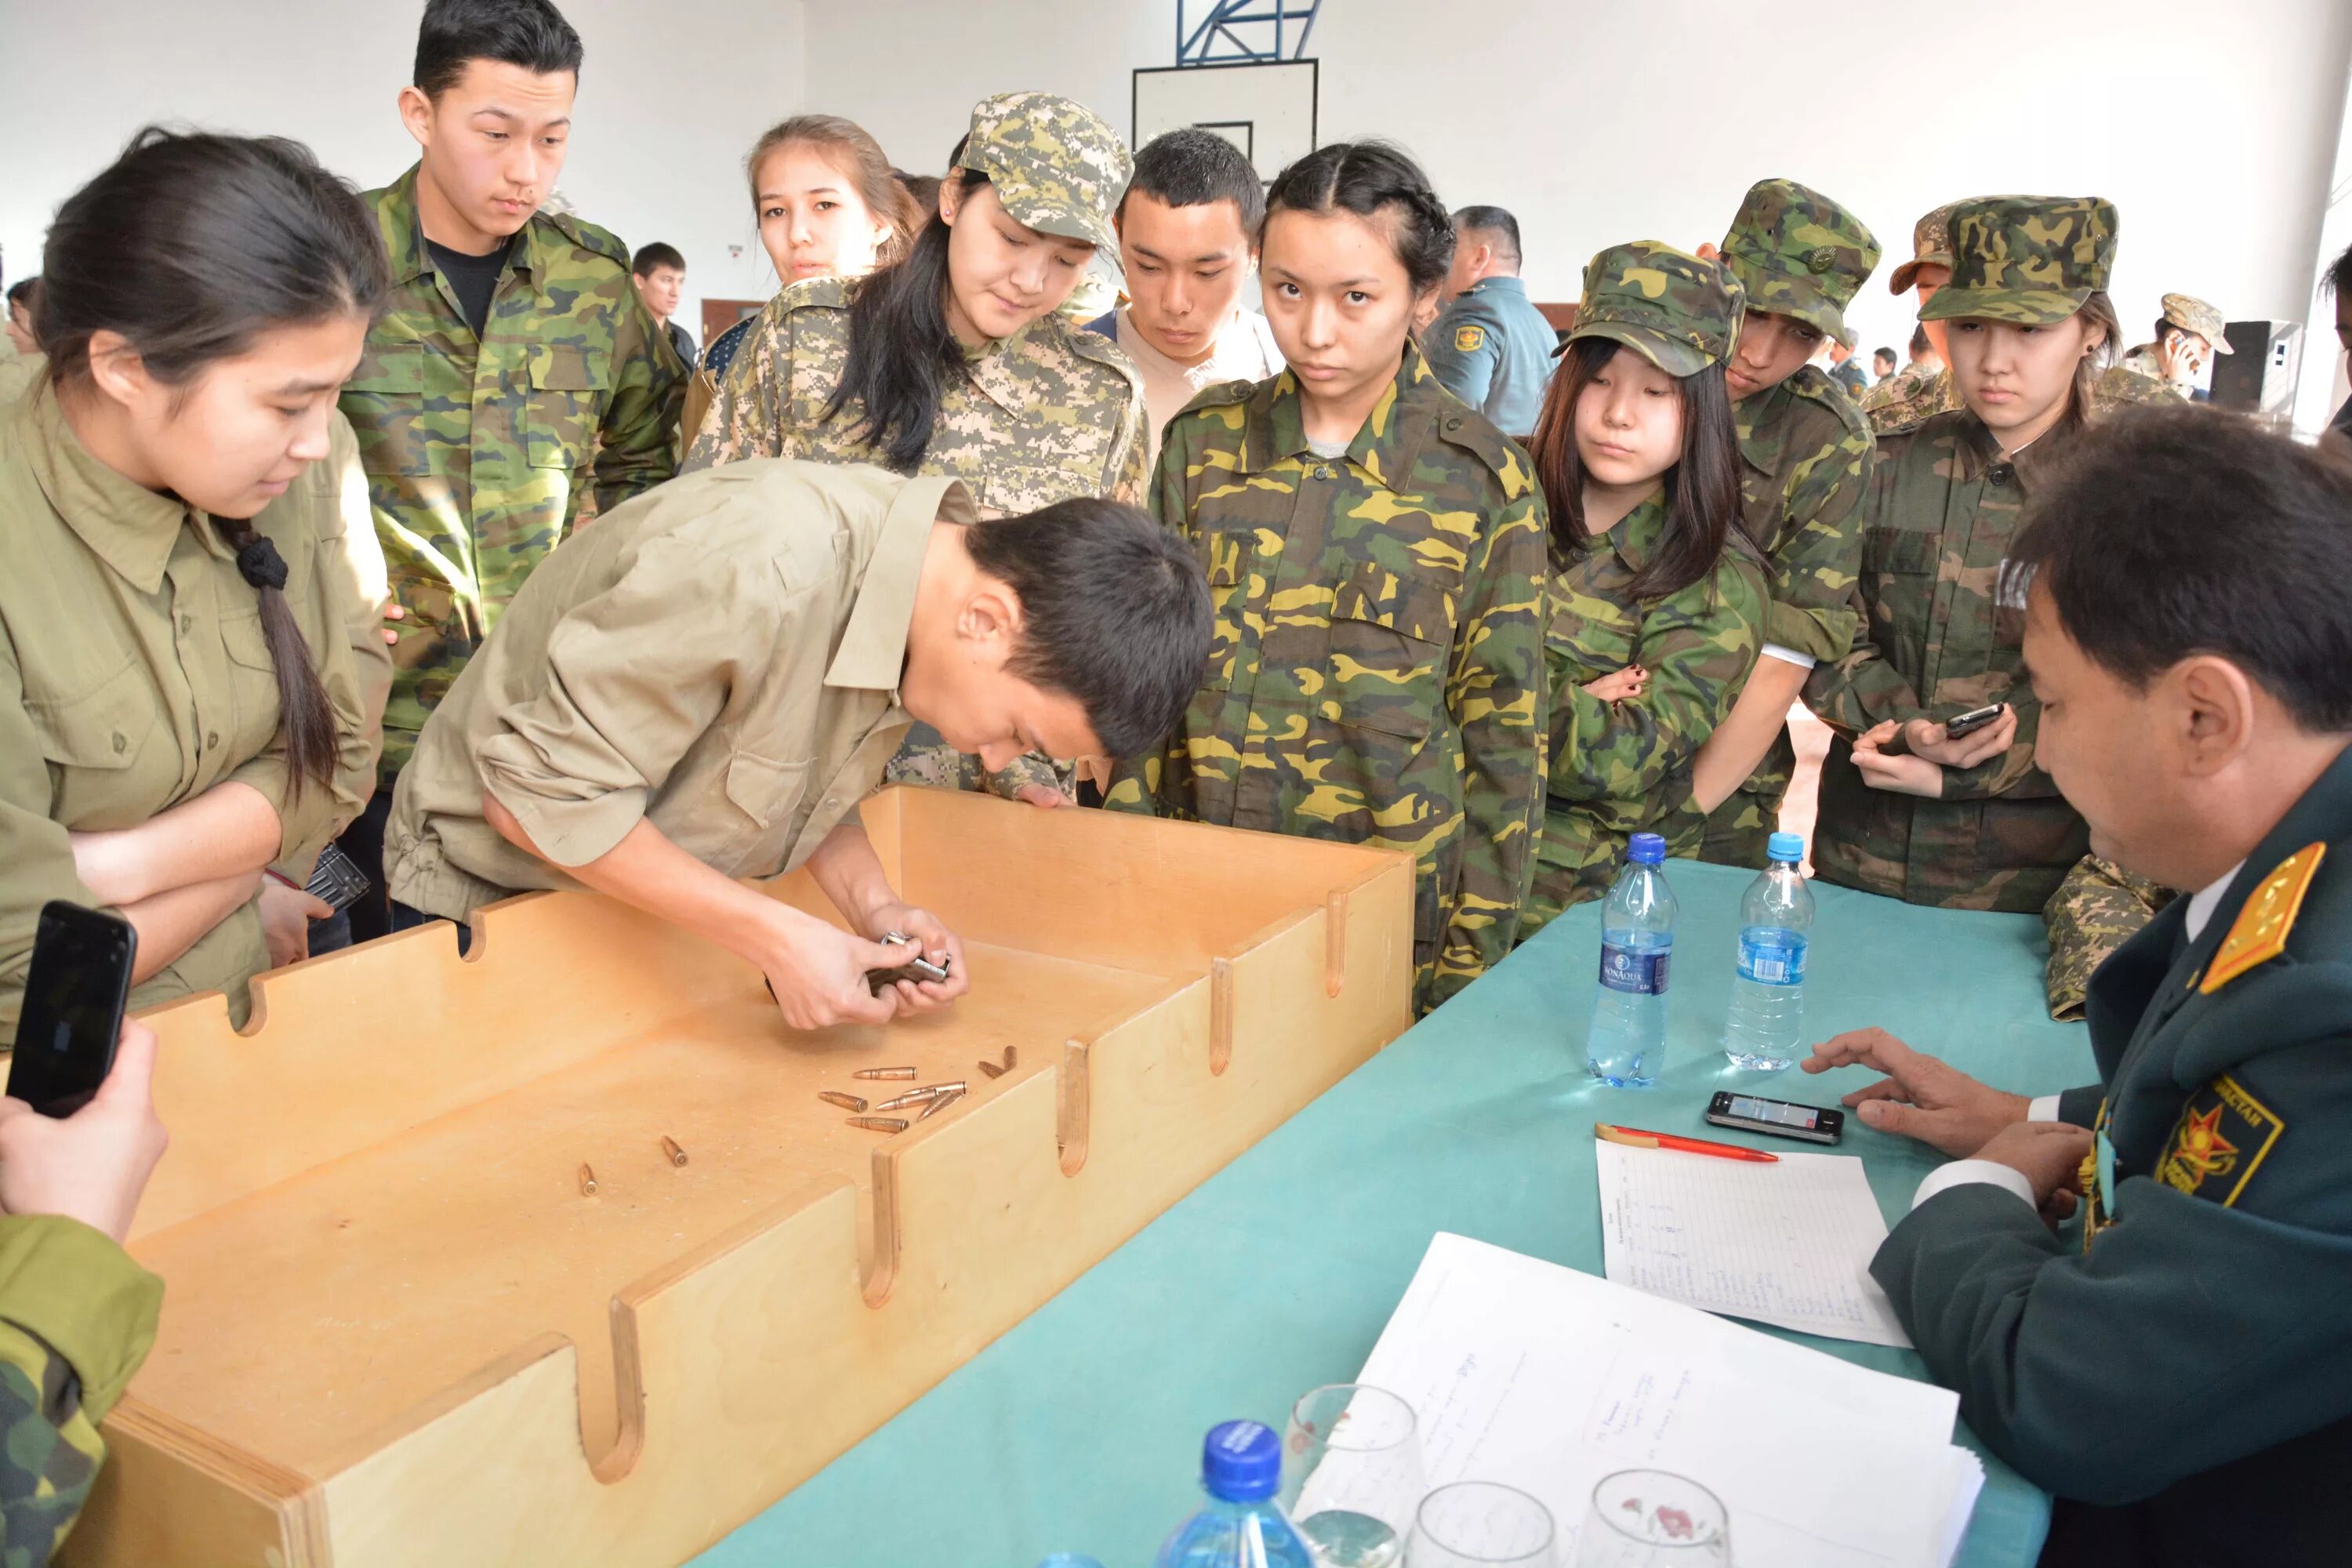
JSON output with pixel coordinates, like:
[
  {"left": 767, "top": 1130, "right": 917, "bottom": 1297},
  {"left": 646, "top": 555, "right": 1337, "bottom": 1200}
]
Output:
[
  {"left": 1106, "top": 140, "right": 1550, "bottom": 1014},
  {"left": 684, "top": 91, "right": 1146, "bottom": 804},
  {"left": 0, "top": 129, "right": 392, "bottom": 1029},
  {"left": 1522, "top": 241, "right": 1768, "bottom": 933}
]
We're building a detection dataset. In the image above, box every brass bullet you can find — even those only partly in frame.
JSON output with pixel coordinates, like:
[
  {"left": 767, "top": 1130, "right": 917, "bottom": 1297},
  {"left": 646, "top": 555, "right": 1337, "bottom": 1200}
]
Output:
[
  {"left": 818, "top": 1091, "right": 869, "bottom": 1112},
  {"left": 977, "top": 1060, "right": 1005, "bottom": 1080},
  {"left": 918, "top": 1088, "right": 965, "bottom": 1120},
  {"left": 875, "top": 1081, "right": 966, "bottom": 1112},
  {"left": 660, "top": 1136, "right": 688, "bottom": 1167},
  {"left": 578, "top": 1163, "right": 597, "bottom": 1197},
  {"left": 848, "top": 1116, "right": 909, "bottom": 1134},
  {"left": 852, "top": 1066, "right": 918, "bottom": 1081},
  {"left": 1002, "top": 1046, "right": 1018, "bottom": 1069}
]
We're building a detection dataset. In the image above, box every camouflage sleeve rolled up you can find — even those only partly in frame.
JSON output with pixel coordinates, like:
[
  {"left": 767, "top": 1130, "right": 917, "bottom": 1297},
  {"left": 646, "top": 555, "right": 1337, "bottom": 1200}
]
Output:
[
  {"left": 2042, "top": 854, "right": 2176, "bottom": 1019},
  {"left": 1549, "top": 562, "right": 1766, "bottom": 806},
  {"left": 0, "top": 1215, "right": 165, "bottom": 1566},
  {"left": 1759, "top": 408, "right": 1872, "bottom": 663},
  {"left": 1431, "top": 463, "right": 1550, "bottom": 1004},
  {"left": 590, "top": 288, "right": 686, "bottom": 512}
]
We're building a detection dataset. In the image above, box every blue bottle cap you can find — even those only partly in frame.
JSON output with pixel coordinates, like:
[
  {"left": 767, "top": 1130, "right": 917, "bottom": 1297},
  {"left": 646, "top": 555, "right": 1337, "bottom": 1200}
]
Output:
[
  {"left": 1628, "top": 833, "right": 1666, "bottom": 866},
  {"left": 1200, "top": 1420, "right": 1283, "bottom": 1501},
  {"left": 1767, "top": 832, "right": 1806, "bottom": 863}
]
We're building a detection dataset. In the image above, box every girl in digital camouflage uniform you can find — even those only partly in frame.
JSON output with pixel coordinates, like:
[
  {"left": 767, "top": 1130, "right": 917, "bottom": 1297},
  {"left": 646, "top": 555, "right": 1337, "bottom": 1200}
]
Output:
[{"left": 686, "top": 91, "right": 1147, "bottom": 805}]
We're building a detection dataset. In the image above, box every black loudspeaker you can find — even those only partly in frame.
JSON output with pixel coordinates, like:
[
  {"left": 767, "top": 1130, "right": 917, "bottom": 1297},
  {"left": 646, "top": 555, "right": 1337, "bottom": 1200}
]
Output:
[{"left": 2209, "top": 320, "right": 2303, "bottom": 423}]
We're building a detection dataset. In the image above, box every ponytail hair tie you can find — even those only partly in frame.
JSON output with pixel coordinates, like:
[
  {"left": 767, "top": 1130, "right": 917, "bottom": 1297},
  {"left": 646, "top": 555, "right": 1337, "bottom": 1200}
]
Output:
[{"left": 235, "top": 536, "right": 289, "bottom": 592}]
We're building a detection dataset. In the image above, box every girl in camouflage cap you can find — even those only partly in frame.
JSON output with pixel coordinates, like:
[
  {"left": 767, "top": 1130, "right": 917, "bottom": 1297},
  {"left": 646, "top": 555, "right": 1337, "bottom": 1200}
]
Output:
[
  {"left": 1106, "top": 140, "right": 1551, "bottom": 1014},
  {"left": 684, "top": 90, "right": 1147, "bottom": 806},
  {"left": 1806, "top": 194, "right": 2120, "bottom": 916},
  {"left": 1520, "top": 241, "right": 1769, "bottom": 932}
]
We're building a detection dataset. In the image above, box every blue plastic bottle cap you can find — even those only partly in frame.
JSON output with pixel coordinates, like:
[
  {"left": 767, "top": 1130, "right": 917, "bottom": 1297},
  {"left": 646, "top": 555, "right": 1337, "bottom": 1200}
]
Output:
[
  {"left": 1200, "top": 1419, "right": 1283, "bottom": 1501},
  {"left": 1767, "top": 832, "right": 1806, "bottom": 863},
  {"left": 1036, "top": 1557, "right": 1106, "bottom": 1568},
  {"left": 1628, "top": 833, "right": 1667, "bottom": 866}
]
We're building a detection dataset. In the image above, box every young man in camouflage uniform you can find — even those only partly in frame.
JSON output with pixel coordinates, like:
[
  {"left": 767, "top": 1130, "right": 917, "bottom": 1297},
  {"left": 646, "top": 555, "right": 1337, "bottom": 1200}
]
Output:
[
  {"left": 333, "top": 0, "right": 686, "bottom": 939},
  {"left": 1678, "top": 180, "right": 1878, "bottom": 869},
  {"left": 1806, "top": 195, "right": 2123, "bottom": 913}
]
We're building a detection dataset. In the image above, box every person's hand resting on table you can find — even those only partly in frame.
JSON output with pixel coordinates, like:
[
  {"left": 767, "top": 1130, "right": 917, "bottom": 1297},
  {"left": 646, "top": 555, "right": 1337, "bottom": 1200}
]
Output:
[{"left": 1800, "top": 1026, "right": 2032, "bottom": 1156}]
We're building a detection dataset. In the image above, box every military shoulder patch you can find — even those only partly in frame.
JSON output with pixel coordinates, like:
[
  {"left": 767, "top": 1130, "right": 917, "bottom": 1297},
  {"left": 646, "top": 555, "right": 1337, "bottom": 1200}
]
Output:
[
  {"left": 1453, "top": 323, "right": 1486, "bottom": 354},
  {"left": 2200, "top": 842, "right": 2325, "bottom": 993},
  {"left": 2155, "top": 1075, "right": 2285, "bottom": 1206}
]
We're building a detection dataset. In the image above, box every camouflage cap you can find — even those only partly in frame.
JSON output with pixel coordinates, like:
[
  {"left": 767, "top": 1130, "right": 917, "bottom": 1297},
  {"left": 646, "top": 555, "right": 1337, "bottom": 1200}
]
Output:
[
  {"left": 1564, "top": 241, "right": 1745, "bottom": 378},
  {"left": 1716, "top": 179, "right": 1880, "bottom": 339},
  {"left": 2159, "top": 291, "right": 2233, "bottom": 352},
  {"left": 1919, "top": 195, "right": 2119, "bottom": 326},
  {"left": 955, "top": 91, "right": 1133, "bottom": 273},
  {"left": 1887, "top": 201, "right": 1963, "bottom": 296}
]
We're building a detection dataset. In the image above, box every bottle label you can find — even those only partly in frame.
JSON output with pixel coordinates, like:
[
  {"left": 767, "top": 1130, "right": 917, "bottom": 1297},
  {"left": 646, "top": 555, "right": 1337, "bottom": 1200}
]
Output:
[
  {"left": 1599, "top": 940, "right": 1671, "bottom": 996},
  {"left": 1737, "top": 929, "right": 1808, "bottom": 987}
]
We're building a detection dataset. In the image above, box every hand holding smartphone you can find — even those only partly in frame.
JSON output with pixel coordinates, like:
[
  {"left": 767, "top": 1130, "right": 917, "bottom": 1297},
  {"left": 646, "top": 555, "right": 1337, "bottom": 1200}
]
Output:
[{"left": 9, "top": 902, "right": 137, "bottom": 1118}]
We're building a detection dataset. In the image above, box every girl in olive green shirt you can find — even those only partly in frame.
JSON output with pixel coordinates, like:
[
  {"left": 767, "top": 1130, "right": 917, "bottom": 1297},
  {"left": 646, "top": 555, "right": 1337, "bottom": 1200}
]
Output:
[{"left": 0, "top": 130, "right": 393, "bottom": 1034}]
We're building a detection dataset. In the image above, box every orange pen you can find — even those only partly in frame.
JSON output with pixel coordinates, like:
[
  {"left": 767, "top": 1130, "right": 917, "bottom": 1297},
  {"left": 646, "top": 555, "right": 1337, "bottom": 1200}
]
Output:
[{"left": 1595, "top": 1122, "right": 1780, "bottom": 1163}]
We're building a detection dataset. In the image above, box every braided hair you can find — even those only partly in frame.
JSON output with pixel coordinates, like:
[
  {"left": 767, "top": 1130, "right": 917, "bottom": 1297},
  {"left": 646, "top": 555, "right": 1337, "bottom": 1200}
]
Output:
[
  {"left": 1262, "top": 141, "right": 1456, "bottom": 296},
  {"left": 41, "top": 128, "right": 389, "bottom": 800}
]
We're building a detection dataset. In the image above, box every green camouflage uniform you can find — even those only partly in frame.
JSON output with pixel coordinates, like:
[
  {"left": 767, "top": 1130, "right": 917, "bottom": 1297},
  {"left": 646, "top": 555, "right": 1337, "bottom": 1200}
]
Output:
[
  {"left": 1105, "top": 343, "right": 1550, "bottom": 1013},
  {"left": 2041, "top": 854, "right": 2176, "bottom": 1020},
  {"left": 1806, "top": 195, "right": 2122, "bottom": 912},
  {"left": 684, "top": 93, "right": 1145, "bottom": 803},
  {"left": 0, "top": 1215, "right": 163, "bottom": 1562},
  {"left": 341, "top": 165, "right": 686, "bottom": 784},
  {"left": 1528, "top": 242, "right": 1768, "bottom": 931},
  {"left": 1689, "top": 180, "right": 1879, "bottom": 869}
]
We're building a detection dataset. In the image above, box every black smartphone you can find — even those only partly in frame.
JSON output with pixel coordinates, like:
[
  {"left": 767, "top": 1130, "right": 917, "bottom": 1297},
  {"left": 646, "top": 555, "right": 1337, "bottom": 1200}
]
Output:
[
  {"left": 303, "top": 843, "right": 372, "bottom": 914},
  {"left": 1705, "top": 1091, "right": 1844, "bottom": 1145},
  {"left": 1942, "top": 702, "right": 2008, "bottom": 739},
  {"left": 9, "top": 902, "right": 137, "bottom": 1118}
]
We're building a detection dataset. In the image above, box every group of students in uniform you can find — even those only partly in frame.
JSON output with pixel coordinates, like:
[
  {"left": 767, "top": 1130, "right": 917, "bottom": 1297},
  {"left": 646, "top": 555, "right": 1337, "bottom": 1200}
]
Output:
[{"left": 2, "top": 0, "right": 2351, "bottom": 1563}]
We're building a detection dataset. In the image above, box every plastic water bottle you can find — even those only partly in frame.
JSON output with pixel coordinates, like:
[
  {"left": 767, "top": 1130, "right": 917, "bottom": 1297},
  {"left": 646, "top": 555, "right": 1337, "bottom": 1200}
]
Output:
[
  {"left": 1156, "top": 1421, "right": 1318, "bottom": 1568},
  {"left": 1585, "top": 833, "right": 1677, "bottom": 1087},
  {"left": 1722, "top": 832, "right": 1817, "bottom": 1072}
]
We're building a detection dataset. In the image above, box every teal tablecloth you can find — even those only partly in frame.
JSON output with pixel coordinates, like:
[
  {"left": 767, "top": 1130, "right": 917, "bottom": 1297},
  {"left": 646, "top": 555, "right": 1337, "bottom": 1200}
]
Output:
[{"left": 695, "top": 861, "right": 2093, "bottom": 1568}]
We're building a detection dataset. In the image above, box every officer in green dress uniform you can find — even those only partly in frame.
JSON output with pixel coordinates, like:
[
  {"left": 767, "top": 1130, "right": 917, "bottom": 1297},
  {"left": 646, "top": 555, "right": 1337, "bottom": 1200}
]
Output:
[{"left": 1802, "top": 407, "right": 2352, "bottom": 1566}]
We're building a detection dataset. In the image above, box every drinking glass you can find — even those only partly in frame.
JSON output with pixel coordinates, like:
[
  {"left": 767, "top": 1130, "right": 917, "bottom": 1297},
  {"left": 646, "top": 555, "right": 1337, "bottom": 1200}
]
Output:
[
  {"left": 1571, "top": 1470, "right": 1731, "bottom": 1568},
  {"left": 1280, "top": 1384, "right": 1428, "bottom": 1568},
  {"left": 1405, "top": 1480, "right": 1556, "bottom": 1568}
]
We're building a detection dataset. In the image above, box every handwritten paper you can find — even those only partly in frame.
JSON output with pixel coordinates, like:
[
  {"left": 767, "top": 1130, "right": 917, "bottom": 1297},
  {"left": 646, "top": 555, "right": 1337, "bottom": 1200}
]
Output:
[
  {"left": 1352, "top": 1234, "right": 1983, "bottom": 1568},
  {"left": 1594, "top": 1142, "right": 1913, "bottom": 1347}
]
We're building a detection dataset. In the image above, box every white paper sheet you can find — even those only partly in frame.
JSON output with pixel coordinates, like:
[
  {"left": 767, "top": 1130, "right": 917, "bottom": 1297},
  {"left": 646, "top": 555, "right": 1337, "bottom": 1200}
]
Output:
[
  {"left": 1594, "top": 1141, "right": 1914, "bottom": 1348},
  {"left": 1351, "top": 1234, "right": 1981, "bottom": 1568}
]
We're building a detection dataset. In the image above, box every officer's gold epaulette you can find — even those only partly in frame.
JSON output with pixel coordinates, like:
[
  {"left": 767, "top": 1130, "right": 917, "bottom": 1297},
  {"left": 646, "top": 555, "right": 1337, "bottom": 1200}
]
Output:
[
  {"left": 1787, "top": 364, "right": 1872, "bottom": 444},
  {"left": 544, "top": 210, "right": 632, "bottom": 270}
]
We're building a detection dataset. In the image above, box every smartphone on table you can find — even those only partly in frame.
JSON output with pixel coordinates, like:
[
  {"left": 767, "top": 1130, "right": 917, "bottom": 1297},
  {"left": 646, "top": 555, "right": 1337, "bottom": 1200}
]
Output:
[
  {"left": 9, "top": 902, "right": 138, "bottom": 1117},
  {"left": 1705, "top": 1091, "right": 1844, "bottom": 1145}
]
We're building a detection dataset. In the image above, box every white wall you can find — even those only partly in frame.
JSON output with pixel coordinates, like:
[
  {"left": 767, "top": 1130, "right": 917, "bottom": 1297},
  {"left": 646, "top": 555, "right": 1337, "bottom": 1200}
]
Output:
[
  {"left": 804, "top": 0, "right": 2352, "bottom": 418},
  {"left": 0, "top": 0, "right": 808, "bottom": 347}
]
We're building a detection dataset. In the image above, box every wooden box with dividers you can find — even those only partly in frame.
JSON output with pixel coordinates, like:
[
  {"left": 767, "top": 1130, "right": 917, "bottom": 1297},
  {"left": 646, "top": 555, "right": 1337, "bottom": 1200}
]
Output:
[{"left": 64, "top": 787, "right": 1414, "bottom": 1568}]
